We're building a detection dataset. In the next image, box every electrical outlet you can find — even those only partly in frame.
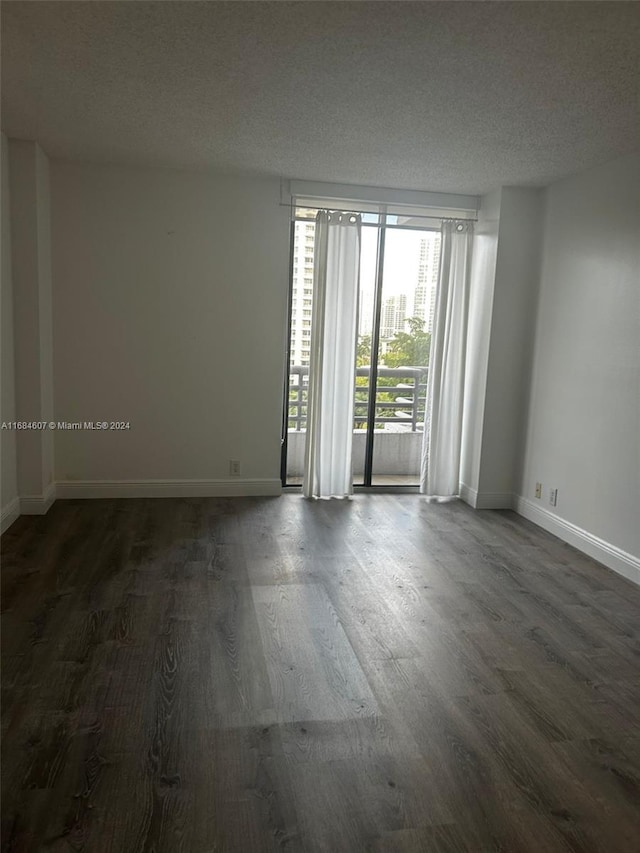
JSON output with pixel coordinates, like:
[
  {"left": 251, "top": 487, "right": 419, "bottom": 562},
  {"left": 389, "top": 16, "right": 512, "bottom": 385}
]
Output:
[
  {"left": 535, "top": 482, "right": 542, "bottom": 499},
  {"left": 549, "top": 488, "right": 558, "bottom": 507},
  {"left": 229, "top": 459, "right": 241, "bottom": 477}
]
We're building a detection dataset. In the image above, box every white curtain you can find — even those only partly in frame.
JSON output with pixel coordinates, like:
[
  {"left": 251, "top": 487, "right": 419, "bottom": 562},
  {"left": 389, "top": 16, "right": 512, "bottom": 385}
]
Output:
[
  {"left": 420, "top": 220, "right": 473, "bottom": 500},
  {"left": 303, "top": 211, "right": 361, "bottom": 499}
]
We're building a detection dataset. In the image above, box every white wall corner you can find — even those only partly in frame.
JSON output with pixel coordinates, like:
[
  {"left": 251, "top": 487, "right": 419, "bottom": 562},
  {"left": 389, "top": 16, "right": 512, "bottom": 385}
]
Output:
[
  {"left": 55, "top": 479, "right": 283, "bottom": 499},
  {"left": 460, "top": 484, "right": 514, "bottom": 510},
  {"left": 19, "top": 482, "right": 57, "bottom": 515},
  {"left": 1, "top": 497, "right": 21, "bottom": 534},
  {"left": 515, "top": 496, "right": 640, "bottom": 587},
  {"left": 459, "top": 482, "right": 478, "bottom": 508},
  {"left": 9, "top": 139, "right": 55, "bottom": 500}
]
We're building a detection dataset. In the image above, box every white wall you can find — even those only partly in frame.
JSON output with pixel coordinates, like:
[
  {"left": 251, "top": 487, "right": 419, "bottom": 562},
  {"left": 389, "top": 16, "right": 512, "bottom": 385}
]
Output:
[
  {"left": 477, "top": 187, "right": 544, "bottom": 502},
  {"left": 519, "top": 153, "right": 640, "bottom": 570},
  {"left": 1, "top": 134, "right": 19, "bottom": 530},
  {"left": 7, "top": 140, "right": 55, "bottom": 512},
  {"left": 36, "top": 145, "right": 55, "bottom": 496},
  {"left": 51, "top": 162, "right": 290, "bottom": 494},
  {"left": 460, "top": 189, "right": 500, "bottom": 499}
]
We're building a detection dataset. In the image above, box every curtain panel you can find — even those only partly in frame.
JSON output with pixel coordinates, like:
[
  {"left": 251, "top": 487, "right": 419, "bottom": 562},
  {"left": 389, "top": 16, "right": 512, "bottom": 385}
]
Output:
[
  {"left": 421, "top": 221, "right": 474, "bottom": 500},
  {"left": 303, "top": 211, "right": 361, "bottom": 499}
]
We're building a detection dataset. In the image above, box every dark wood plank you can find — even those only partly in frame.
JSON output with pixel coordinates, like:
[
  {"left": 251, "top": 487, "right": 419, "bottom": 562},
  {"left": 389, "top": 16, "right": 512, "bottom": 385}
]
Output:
[{"left": 2, "top": 495, "right": 640, "bottom": 852}]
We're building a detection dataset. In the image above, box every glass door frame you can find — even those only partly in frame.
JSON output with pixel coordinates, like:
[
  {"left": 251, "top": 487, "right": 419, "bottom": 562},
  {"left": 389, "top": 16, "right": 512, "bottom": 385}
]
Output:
[
  {"left": 360, "top": 222, "right": 385, "bottom": 487},
  {"left": 280, "top": 219, "right": 297, "bottom": 486},
  {"left": 281, "top": 210, "right": 440, "bottom": 489}
]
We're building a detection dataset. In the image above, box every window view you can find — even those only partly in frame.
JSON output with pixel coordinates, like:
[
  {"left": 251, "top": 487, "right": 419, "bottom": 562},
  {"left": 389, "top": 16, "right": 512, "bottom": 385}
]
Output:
[
  {"left": 286, "top": 212, "right": 316, "bottom": 454},
  {"left": 285, "top": 208, "right": 441, "bottom": 486},
  {"left": 371, "top": 228, "right": 440, "bottom": 485}
]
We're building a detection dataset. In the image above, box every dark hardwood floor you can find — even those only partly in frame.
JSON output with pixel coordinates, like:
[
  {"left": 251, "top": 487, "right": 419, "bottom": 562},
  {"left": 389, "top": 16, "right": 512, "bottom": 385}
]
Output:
[{"left": 2, "top": 495, "right": 639, "bottom": 852}]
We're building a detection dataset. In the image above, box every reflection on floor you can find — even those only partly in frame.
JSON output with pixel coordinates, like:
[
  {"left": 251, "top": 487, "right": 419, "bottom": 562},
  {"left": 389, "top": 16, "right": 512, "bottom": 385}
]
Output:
[{"left": 287, "top": 475, "right": 419, "bottom": 487}]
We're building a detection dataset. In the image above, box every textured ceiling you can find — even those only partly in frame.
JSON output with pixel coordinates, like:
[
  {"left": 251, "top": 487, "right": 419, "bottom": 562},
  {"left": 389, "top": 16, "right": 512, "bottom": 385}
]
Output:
[{"left": 2, "top": 1, "right": 639, "bottom": 194}]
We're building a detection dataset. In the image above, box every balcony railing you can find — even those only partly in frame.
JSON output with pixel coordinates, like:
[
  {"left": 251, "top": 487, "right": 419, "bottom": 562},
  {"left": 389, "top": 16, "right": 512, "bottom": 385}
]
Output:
[{"left": 288, "top": 365, "right": 428, "bottom": 432}]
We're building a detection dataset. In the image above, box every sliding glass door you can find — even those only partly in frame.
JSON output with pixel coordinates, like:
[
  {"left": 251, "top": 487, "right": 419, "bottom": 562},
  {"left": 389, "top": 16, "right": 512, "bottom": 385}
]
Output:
[
  {"left": 369, "top": 226, "right": 439, "bottom": 484},
  {"left": 351, "top": 223, "right": 379, "bottom": 484},
  {"left": 283, "top": 209, "right": 440, "bottom": 488}
]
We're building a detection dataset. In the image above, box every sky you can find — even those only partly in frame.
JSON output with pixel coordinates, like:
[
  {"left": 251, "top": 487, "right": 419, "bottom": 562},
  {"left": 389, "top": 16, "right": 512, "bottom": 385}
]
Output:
[
  {"left": 360, "top": 227, "right": 438, "bottom": 298},
  {"left": 359, "top": 227, "right": 440, "bottom": 338}
]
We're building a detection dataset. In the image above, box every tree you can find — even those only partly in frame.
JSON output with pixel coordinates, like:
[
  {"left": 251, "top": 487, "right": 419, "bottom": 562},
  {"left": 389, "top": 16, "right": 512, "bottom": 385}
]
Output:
[
  {"left": 356, "top": 335, "right": 372, "bottom": 367},
  {"left": 383, "top": 317, "right": 431, "bottom": 368},
  {"left": 354, "top": 335, "right": 372, "bottom": 429}
]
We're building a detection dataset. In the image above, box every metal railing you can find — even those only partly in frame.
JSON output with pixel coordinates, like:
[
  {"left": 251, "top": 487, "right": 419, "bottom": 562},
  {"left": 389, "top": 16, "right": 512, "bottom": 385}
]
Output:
[{"left": 288, "top": 365, "right": 428, "bottom": 432}]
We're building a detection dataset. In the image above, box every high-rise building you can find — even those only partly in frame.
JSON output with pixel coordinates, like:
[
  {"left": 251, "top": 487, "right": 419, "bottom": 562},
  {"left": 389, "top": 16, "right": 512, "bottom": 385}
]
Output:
[
  {"left": 381, "top": 294, "right": 408, "bottom": 340},
  {"left": 290, "top": 225, "right": 441, "bottom": 369},
  {"left": 413, "top": 235, "right": 441, "bottom": 333},
  {"left": 358, "top": 286, "right": 374, "bottom": 339},
  {"left": 289, "top": 219, "right": 315, "bottom": 366}
]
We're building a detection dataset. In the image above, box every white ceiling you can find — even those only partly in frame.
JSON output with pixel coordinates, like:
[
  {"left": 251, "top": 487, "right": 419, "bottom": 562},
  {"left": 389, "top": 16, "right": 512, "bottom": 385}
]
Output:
[{"left": 2, "top": 1, "right": 639, "bottom": 195}]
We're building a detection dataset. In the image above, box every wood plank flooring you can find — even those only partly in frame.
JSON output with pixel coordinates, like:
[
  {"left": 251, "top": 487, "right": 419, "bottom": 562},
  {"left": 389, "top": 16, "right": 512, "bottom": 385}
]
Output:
[{"left": 1, "top": 495, "right": 639, "bottom": 852}]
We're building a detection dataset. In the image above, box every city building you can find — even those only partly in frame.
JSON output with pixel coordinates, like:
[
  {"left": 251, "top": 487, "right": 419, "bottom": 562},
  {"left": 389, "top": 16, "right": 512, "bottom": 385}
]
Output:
[
  {"left": 380, "top": 293, "right": 407, "bottom": 340},
  {"left": 290, "top": 220, "right": 315, "bottom": 366},
  {"left": 413, "top": 234, "right": 441, "bottom": 333}
]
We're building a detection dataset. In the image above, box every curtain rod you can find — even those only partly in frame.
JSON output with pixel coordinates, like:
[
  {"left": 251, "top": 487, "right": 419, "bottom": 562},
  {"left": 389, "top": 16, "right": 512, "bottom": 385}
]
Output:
[{"left": 286, "top": 203, "right": 477, "bottom": 223}]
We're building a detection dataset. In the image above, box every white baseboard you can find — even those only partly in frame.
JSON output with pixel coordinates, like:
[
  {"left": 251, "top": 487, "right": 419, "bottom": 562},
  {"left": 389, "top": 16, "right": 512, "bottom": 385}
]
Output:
[
  {"left": 459, "top": 483, "right": 514, "bottom": 510},
  {"left": 1, "top": 497, "right": 21, "bottom": 533},
  {"left": 55, "top": 478, "right": 282, "bottom": 499},
  {"left": 476, "top": 491, "right": 514, "bottom": 510},
  {"left": 20, "top": 483, "right": 57, "bottom": 516},
  {"left": 459, "top": 482, "right": 478, "bottom": 507},
  {"left": 515, "top": 496, "right": 640, "bottom": 586}
]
